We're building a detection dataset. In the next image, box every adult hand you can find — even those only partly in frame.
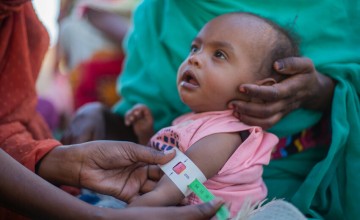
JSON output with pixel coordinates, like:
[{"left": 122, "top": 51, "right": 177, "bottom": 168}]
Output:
[
  {"left": 37, "top": 141, "right": 176, "bottom": 202},
  {"left": 229, "top": 57, "right": 335, "bottom": 129},
  {"left": 1, "top": 148, "right": 223, "bottom": 220},
  {"left": 61, "top": 102, "right": 106, "bottom": 144}
]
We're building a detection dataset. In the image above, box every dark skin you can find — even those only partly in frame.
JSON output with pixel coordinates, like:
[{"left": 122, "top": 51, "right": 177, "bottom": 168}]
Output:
[
  {"left": 61, "top": 56, "right": 335, "bottom": 144},
  {"left": 1, "top": 144, "right": 224, "bottom": 219},
  {"left": 37, "top": 141, "right": 174, "bottom": 201},
  {"left": 229, "top": 57, "right": 335, "bottom": 129}
]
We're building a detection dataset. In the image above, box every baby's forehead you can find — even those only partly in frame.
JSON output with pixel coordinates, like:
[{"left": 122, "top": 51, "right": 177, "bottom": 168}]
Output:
[
  {"left": 200, "top": 13, "right": 278, "bottom": 69},
  {"left": 210, "top": 13, "right": 275, "bottom": 35},
  {"left": 202, "top": 13, "right": 277, "bottom": 51}
]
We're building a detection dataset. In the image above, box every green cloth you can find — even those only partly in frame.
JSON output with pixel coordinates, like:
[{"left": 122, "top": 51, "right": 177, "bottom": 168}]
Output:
[{"left": 114, "top": 0, "right": 360, "bottom": 218}]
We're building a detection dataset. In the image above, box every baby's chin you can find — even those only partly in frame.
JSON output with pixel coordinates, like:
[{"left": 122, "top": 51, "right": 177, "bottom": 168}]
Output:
[
  {"left": 186, "top": 103, "right": 229, "bottom": 113},
  {"left": 179, "top": 92, "right": 229, "bottom": 113}
]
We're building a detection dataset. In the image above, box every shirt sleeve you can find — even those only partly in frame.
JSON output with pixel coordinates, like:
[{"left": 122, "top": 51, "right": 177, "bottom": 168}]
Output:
[{"left": 187, "top": 112, "right": 278, "bottom": 175}]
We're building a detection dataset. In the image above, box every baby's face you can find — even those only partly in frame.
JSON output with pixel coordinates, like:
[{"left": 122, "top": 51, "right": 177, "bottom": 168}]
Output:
[{"left": 177, "top": 13, "right": 276, "bottom": 113}]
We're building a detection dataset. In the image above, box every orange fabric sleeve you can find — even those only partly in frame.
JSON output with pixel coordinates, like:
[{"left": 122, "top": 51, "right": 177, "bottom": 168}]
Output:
[
  {"left": 0, "top": 1, "right": 61, "bottom": 171},
  {"left": 0, "top": 2, "right": 62, "bottom": 219}
]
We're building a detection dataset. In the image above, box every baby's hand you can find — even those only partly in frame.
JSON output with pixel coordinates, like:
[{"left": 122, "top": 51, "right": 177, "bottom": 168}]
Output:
[{"left": 125, "top": 104, "right": 154, "bottom": 145}]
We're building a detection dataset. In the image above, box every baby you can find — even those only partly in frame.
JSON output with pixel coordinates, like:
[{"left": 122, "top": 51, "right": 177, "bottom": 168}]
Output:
[{"left": 125, "top": 12, "right": 299, "bottom": 216}]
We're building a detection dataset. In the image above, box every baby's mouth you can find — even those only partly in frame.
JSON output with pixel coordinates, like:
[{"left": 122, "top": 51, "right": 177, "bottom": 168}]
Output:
[{"left": 180, "top": 70, "right": 199, "bottom": 88}]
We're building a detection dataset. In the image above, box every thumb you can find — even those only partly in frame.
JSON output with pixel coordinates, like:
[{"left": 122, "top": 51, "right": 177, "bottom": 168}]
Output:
[
  {"left": 131, "top": 144, "right": 176, "bottom": 165},
  {"left": 188, "top": 198, "right": 225, "bottom": 220},
  {"left": 274, "top": 57, "right": 314, "bottom": 75}
]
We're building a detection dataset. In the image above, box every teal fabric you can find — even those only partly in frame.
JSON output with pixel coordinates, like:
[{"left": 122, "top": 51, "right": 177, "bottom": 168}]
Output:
[{"left": 114, "top": 0, "right": 360, "bottom": 218}]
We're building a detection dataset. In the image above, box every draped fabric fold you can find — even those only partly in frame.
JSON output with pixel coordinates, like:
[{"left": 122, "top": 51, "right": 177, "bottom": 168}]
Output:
[
  {"left": 115, "top": 0, "right": 360, "bottom": 218},
  {"left": 0, "top": 2, "right": 61, "bottom": 219}
]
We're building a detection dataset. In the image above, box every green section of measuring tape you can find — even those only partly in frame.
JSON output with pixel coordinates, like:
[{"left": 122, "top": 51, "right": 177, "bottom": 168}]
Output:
[{"left": 188, "top": 178, "right": 230, "bottom": 220}]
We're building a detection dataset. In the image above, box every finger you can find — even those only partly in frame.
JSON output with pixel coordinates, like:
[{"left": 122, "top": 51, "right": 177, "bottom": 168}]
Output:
[
  {"left": 124, "top": 116, "right": 132, "bottom": 126},
  {"left": 147, "top": 165, "right": 164, "bottom": 181},
  {"left": 124, "top": 113, "right": 130, "bottom": 125},
  {"left": 131, "top": 104, "right": 146, "bottom": 115},
  {"left": 131, "top": 144, "right": 176, "bottom": 165},
  {"left": 144, "top": 110, "right": 154, "bottom": 124},
  {"left": 134, "top": 109, "right": 142, "bottom": 117},
  {"left": 143, "top": 107, "right": 152, "bottom": 116},
  {"left": 241, "top": 74, "right": 309, "bottom": 103},
  {"left": 125, "top": 111, "right": 135, "bottom": 125},
  {"left": 134, "top": 103, "right": 146, "bottom": 109},
  {"left": 128, "top": 193, "right": 140, "bottom": 203},
  {"left": 140, "top": 180, "right": 157, "bottom": 193},
  {"left": 182, "top": 198, "right": 225, "bottom": 220},
  {"left": 274, "top": 57, "right": 314, "bottom": 75},
  {"left": 231, "top": 99, "right": 288, "bottom": 118},
  {"left": 239, "top": 84, "right": 285, "bottom": 102},
  {"left": 232, "top": 98, "right": 300, "bottom": 129},
  {"left": 126, "top": 109, "right": 146, "bottom": 125},
  {"left": 239, "top": 112, "right": 284, "bottom": 129},
  {"left": 125, "top": 108, "right": 138, "bottom": 124}
]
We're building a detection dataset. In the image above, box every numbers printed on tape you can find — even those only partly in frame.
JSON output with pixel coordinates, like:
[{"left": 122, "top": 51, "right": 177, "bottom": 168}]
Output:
[{"left": 188, "top": 179, "right": 230, "bottom": 220}]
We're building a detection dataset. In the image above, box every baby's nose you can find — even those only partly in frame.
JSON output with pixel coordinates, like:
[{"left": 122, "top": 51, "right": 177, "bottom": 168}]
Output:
[{"left": 188, "top": 54, "right": 202, "bottom": 67}]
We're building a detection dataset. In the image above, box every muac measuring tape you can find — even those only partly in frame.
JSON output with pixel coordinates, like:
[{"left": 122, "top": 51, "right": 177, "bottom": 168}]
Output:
[{"left": 160, "top": 147, "right": 230, "bottom": 220}]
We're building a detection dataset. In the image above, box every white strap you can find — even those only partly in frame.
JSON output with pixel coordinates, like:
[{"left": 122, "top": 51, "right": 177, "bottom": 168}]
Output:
[{"left": 160, "top": 147, "right": 207, "bottom": 196}]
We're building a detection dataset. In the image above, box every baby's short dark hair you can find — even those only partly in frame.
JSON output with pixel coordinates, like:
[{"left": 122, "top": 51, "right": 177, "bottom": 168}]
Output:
[
  {"left": 231, "top": 12, "right": 300, "bottom": 82},
  {"left": 259, "top": 14, "right": 299, "bottom": 82}
]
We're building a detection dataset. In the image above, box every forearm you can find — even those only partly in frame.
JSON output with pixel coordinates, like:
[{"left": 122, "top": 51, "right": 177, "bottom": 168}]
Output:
[
  {"left": 129, "top": 191, "right": 178, "bottom": 208},
  {"left": 37, "top": 145, "right": 82, "bottom": 187},
  {"left": 129, "top": 176, "right": 184, "bottom": 207},
  {"left": 0, "top": 149, "right": 105, "bottom": 219}
]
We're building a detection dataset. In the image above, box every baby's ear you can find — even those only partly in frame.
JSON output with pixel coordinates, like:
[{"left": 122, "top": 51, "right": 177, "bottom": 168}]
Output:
[{"left": 255, "top": 77, "right": 277, "bottom": 86}]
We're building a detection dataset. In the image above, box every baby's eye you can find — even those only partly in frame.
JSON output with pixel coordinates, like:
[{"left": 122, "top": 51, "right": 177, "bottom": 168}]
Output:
[
  {"left": 214, "top": 50, "right": 226, "bottom": 60},
  {"left": 190, "top": 45, "right": 199, "bottom": 53}
]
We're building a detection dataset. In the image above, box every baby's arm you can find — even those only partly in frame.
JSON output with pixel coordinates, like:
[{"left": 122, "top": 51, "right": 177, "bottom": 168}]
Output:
[
  {"left": 128, "top": 132, "right": 243, "bottom": 207},
  {"left": 125, "top": 104, "right": 155, "bottom": 145}
]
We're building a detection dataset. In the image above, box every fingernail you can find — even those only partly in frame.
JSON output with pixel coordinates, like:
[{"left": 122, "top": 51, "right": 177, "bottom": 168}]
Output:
[
  {"left": 210, "top": 198, "right": 224, "bottom": 206},
  {"left": 275, "top": 61, "right": 284, "bottom": 70},
  {"left": 164, "top": 148, "right": 175, "bottom": 154}
]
